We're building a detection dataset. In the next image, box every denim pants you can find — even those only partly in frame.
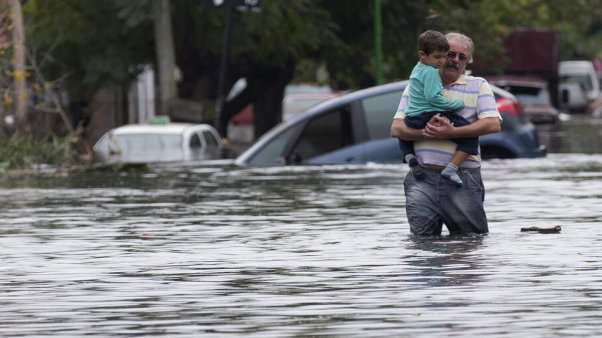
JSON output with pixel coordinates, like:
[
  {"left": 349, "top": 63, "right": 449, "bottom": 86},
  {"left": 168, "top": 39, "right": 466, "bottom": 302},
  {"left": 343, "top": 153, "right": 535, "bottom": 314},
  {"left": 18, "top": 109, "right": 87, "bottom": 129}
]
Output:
[{"left": 403, "top": 166, "right": 488, "bottom": 235}]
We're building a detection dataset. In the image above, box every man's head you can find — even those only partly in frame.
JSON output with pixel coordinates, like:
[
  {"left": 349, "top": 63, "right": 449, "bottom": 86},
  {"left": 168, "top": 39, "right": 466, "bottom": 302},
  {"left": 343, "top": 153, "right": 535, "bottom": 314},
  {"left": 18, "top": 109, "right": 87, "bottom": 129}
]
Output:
[
  {"left": 417, "top": 30, "right": 450, "bottom": 69},
  {"left": 441, "top": 32, "right": 474, "bottom": 82}
]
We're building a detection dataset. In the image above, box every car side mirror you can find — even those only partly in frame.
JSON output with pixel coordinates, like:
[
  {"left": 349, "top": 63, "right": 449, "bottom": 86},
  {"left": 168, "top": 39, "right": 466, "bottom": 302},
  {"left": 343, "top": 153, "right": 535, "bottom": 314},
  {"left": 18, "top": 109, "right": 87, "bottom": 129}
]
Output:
[{"left": 286, "top": 153, "right": 302, "bottom": 165}]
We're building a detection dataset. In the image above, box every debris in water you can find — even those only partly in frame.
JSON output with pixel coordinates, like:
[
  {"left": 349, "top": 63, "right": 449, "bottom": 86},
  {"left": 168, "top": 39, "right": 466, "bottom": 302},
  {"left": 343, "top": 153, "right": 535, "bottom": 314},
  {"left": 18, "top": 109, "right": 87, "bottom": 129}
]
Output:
[{"left": 520, "top": 225, "right": 562, "bottom": 233}]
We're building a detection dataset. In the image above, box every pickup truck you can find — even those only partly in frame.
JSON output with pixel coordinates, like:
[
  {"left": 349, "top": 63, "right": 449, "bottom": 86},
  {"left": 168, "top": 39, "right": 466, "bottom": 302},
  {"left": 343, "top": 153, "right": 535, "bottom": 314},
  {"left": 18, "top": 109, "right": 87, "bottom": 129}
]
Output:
[{"left": 558, "top": 60, "right": 601, "bottom": 113}]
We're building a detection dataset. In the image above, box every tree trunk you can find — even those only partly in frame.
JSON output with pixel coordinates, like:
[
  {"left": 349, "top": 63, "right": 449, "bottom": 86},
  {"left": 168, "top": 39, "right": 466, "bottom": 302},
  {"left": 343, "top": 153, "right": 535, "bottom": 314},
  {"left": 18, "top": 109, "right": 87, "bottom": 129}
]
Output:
[
  {"left": 11, "top": 0, "right": 27, "bottom": 133},
  {"left": 154, "top": 0, "right": 177, "bottom": 116},
  {"left": 252, "top": 64, "right": 294, "bottom": 139}
]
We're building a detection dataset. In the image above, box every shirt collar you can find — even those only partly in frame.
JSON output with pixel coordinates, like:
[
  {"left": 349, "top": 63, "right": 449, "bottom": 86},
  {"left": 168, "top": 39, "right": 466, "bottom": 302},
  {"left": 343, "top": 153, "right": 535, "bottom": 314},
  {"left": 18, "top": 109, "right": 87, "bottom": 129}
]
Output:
[{"left": 449, "top": 74, "right": 468, "bottom": 86}]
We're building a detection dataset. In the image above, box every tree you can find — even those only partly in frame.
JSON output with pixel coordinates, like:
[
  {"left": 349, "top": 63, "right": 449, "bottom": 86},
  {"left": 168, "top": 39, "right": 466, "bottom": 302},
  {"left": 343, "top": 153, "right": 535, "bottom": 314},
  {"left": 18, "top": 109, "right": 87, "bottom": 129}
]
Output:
[
  {"left": 153, "top": 0, "right": 177, "bottom": 115},
  {"left": 17, "top": 0, "right": 602, "bottom": 142},
  {"left": 10, "top": 0, "right": 27, "bottom": 132},
  {"left": 23, "top": 0, "right": 155, "bottom": 128},
  {"left": 171, "top": 0, "right": 339, "bottom": 138}
]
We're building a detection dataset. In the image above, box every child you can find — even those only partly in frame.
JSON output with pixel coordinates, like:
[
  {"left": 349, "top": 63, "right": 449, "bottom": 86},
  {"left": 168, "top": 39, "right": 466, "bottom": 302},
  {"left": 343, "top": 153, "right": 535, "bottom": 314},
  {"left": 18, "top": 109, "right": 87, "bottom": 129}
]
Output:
[{"left": 399, "top": 30, "right": 479, "bottom": 188}]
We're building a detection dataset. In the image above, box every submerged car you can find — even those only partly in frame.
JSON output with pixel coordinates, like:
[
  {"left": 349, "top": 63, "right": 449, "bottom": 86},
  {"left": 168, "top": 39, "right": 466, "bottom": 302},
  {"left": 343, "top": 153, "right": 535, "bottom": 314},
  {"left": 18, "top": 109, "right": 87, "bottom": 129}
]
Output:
[
  {"left": 235, "top": 81, "right": 546, "bottom": 167},
  {"left": 93, "top": 121, "right": 223, "bottom": 164},
  {"left": 487, "top": 75, "right": 559, "bottom": 124}
]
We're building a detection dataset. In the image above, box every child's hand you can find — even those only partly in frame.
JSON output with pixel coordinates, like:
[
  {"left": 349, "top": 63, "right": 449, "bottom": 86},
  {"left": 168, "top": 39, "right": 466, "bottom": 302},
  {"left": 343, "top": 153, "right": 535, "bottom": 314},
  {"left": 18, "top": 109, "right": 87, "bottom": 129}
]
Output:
[
  {"left": 428, "top": 114, "right": 450, "bottom": 127},
  {"left": 423, "top": 114, "right": 454, "bottom": 139}
]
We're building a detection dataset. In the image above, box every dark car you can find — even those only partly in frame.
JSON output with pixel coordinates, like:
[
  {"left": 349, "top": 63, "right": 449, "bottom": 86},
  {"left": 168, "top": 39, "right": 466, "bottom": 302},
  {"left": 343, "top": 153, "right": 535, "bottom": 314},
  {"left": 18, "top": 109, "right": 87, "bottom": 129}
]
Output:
[
  {"left": 487, "top": 75, "right": 560, "bottom": 124},
  {"left": 235, "top": 81, "right": 546, "bottom": 167}
]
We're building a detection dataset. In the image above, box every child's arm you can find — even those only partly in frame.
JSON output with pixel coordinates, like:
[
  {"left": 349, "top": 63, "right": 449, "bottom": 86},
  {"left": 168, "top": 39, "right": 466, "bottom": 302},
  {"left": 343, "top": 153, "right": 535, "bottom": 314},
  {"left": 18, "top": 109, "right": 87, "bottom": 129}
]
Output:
[{"left": 423, "top": 69, "right": 464, "bottom": 111}]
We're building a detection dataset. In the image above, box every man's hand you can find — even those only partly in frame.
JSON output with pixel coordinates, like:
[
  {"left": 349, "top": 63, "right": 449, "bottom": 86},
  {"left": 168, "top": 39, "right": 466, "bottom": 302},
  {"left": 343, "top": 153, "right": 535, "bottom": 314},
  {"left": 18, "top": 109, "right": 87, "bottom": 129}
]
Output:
[{"left": 423, "top": 114, "right": 453, "bottom": 139}]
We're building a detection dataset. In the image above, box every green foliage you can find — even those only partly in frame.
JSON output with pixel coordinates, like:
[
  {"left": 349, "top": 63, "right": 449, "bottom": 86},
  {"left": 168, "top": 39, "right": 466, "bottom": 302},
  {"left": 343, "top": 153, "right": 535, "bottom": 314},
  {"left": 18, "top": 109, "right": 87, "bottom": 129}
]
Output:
[
  {"left": 0, "top": 131, "right": 85, "bottom": 172},
  {"left": 23, "top": 0, "right": 155, "bottom": 101},
  {"left": 16, "top": 0, "right": 602, "bottom": 128},
  {"left": 170, "top": 0, "right": 340, "bottom": 99},
  {"left": 432, "top": 1, "right": 602, "bottom": 59}
]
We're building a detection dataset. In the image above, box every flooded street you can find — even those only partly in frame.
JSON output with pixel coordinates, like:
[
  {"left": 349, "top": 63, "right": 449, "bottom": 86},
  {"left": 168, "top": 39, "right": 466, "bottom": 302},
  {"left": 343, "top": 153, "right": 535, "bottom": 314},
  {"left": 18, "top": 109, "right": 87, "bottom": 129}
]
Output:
[{"left": 2, "top": 118, "right": 602, "bottom": 336}]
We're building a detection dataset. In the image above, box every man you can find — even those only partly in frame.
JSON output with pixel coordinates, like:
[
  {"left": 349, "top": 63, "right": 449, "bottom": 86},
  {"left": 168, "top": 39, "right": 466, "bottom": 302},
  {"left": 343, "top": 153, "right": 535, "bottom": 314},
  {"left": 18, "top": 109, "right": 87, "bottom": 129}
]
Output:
[{"left": 390, "top": 32, "right": 502, "bottom": 236}]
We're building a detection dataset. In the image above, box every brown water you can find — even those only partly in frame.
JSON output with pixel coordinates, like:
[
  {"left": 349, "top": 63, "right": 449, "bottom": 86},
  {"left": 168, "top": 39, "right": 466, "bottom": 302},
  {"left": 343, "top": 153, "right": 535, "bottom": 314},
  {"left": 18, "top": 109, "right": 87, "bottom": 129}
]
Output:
[{"left": 1, "top": 117, "right": 602, "bottom": 337}]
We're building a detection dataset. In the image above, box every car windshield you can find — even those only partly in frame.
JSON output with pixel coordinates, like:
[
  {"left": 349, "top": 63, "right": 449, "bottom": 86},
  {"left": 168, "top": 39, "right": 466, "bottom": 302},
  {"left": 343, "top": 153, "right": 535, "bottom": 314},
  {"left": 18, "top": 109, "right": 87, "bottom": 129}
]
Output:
[
  {"left": 560, "top": 74, "right": 593, "bottom": 92},
  {"left": 114, "top": 134, "right": 183, "bottom": 152}
]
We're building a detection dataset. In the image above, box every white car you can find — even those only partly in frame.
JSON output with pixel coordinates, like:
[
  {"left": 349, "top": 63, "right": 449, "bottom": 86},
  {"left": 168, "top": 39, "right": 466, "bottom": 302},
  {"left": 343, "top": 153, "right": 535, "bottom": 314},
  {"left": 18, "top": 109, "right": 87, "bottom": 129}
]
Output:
[{"left": 93, "top": 122, "right": 223, "bottom": 164}]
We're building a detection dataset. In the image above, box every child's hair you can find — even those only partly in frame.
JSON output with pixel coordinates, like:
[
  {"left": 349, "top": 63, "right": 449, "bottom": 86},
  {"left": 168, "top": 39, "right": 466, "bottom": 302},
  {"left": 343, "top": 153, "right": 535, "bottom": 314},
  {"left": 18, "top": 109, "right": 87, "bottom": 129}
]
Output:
[{"left": 418, "top": 30, "right": 450, "bottom": 55}]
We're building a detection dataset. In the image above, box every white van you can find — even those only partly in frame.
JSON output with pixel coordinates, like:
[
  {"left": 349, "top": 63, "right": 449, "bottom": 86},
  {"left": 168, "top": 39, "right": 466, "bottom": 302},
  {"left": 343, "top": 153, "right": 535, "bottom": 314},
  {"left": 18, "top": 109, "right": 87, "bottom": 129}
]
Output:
[{"left": 559, "top": 61, "right": 600, "bottom": 110}]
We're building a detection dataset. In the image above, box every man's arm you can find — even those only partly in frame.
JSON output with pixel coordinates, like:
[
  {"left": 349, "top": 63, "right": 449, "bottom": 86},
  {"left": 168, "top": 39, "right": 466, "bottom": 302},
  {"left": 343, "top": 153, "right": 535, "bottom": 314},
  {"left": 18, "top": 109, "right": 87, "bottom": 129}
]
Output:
[
  {"left": 423, "top": 114, "right": 501, "bottom": 139},
  {"left": 391, "top": 117, "right": 425, "bottom": 141}
]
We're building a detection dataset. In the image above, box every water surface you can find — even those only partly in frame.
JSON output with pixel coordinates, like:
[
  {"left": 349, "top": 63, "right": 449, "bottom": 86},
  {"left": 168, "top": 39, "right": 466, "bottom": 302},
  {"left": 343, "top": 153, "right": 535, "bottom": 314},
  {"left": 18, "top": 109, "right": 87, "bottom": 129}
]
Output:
[{"left": 1, "top": 153, "right": 602, "bottom": 337}]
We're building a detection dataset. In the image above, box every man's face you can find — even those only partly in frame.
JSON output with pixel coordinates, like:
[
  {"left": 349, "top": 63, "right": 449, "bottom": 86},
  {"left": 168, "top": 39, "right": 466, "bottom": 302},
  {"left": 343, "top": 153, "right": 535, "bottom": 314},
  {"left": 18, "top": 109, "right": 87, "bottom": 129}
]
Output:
[{"left": 442, "top": 39, "right": 470, "bottom": 80}]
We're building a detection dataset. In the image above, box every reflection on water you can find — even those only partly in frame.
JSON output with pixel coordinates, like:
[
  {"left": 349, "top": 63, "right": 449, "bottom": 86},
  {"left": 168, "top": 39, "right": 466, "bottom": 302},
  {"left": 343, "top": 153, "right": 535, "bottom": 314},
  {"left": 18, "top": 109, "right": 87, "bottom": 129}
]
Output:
[
  {"left": 405, "top": 234, "right": 486, "bottom": 288},
  {"left": 538, "top": 115, "right": 602, "bottom": 154},
  {"left": 1, "top": 154, "right": 602, "bottom": 335}
]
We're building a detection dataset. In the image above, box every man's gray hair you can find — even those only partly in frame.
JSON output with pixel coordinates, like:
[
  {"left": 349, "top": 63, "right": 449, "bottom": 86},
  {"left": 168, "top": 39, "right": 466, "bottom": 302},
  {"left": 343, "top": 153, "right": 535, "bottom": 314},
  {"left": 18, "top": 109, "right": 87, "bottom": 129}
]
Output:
[{"left": 445, "top": 32, "right": 474, "bottom": 64}]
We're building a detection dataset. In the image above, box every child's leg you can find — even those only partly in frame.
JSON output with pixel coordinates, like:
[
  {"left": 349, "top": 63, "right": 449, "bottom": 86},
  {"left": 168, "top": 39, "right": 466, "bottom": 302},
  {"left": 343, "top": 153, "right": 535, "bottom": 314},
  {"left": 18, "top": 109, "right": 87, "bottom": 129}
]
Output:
[
  {"left": 398, "top": 139, "right": 415, "bottom": 162},
  {"left": 439, "top": 112, "right": 478, "bottom": 187},
  {"left": 441, "top": 150, "right": 469, "bottom": 188},
  {"left": 401, "top": 115, "right": 434, "bottom": 179},
  {"left": 398, "top": 139, "right": 424, "bottom": 179}
]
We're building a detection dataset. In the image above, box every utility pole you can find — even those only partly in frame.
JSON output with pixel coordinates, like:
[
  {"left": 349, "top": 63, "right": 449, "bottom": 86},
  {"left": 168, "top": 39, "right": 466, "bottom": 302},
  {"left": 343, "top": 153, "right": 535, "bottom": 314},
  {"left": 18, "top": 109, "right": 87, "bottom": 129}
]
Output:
[
  {"left": 214, "top": 0, "right": 235, "bottom": 136},
  {"left": 154, "top": 0, "right": 177, "bottom": 116},
  {"left": 374, "top": 0, "right": 383, "bottom": 85},
  {"left": 11, "top": 0, "right": 27, "bottom": 131}
]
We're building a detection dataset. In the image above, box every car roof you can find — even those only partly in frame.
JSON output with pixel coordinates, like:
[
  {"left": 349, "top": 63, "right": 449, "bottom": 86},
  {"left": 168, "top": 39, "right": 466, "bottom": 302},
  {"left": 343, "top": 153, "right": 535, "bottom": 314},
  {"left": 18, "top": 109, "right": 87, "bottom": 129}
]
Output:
[
  {"left": 486, "top": 75, "right": 547, "bottom": 88},
  {"left": 295, "top": 81, "right": 408, "bottom": 116},
  {"left": 283, "top": 92, "right": 340, "bottom": 101},
  {"left": 110, "top": 123, "right": 211, "bottom": 135},
  {"left": 236, "top": 79, "right": 523, "bottom": 166}
]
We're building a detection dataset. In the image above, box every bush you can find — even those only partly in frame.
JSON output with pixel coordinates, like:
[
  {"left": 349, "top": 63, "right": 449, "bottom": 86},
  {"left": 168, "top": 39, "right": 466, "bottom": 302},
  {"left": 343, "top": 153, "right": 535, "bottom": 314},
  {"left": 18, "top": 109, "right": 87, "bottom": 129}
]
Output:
[{"left": 0, "top": 130, "right": 88, "bottom": 173}]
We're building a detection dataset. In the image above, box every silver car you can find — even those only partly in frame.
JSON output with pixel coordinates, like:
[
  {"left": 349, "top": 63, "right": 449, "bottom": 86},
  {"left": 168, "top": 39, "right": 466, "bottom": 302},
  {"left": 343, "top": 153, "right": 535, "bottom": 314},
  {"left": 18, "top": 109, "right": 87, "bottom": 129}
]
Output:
[{"left": 236, "top": 81, "right": 546, "bottom": 167}]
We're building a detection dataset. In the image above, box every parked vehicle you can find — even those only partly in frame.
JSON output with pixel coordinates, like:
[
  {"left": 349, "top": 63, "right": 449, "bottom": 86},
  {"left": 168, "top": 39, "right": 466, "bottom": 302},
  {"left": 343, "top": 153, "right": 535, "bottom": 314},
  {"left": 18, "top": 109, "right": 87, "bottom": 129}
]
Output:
[
  {"left": 235, "top": 81, "right": 546, "bottom": 167},
  {"left": 559, "top": 60, "right": 600, "bottom": 112},
  {"left": 486, "top": 75, "right": 559, "bottom": 124},
  {"left": 93, "top": 119, "right": 223, "bottom": 164}
]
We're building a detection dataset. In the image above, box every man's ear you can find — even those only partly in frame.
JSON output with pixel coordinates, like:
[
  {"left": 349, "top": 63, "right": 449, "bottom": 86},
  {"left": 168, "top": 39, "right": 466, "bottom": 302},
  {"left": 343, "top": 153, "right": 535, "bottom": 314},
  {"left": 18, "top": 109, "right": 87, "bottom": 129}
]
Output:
[{"left": 418, "top": 51, "right": 426, "bottom": 58}]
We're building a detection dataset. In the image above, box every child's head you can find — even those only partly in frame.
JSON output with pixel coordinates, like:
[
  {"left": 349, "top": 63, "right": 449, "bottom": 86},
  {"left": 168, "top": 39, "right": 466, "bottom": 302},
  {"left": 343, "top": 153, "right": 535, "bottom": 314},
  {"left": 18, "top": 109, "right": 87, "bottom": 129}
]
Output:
[{"left": 418, "top": 30, "right": 450, "bottom": 68}]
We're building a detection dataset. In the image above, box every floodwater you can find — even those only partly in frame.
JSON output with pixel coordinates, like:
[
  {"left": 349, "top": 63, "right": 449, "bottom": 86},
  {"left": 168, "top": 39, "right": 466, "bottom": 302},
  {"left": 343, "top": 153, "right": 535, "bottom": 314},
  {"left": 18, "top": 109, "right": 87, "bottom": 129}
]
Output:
[{"left": 2, "top": 118, "right": 602, "bottom": 337}]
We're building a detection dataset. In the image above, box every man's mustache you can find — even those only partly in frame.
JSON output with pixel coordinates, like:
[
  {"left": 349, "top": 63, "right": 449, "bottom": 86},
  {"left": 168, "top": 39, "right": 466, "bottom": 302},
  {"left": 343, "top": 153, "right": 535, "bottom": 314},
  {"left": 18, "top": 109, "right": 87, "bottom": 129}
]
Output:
[{"left": 445, "top": 63, "right": 460, "bottom": 70}]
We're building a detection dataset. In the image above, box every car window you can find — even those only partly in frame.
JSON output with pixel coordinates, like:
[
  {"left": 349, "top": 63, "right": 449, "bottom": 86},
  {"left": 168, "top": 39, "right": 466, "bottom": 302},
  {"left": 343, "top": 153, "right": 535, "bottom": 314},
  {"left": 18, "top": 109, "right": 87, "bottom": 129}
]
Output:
[
  {"left": 361, "top": 90, "right": 403, "bottom": 140},
  {"left": 560, "top": 74, "right": 593, "bottom": 92},
  {"left": 499, "top": 85, "right": 550, "bottom": 106},
  {"left": 190, "top": 133, "right": 202, "bottom": 148},
  {"left": 202, "top": 131, "right": 219, "bottom": 147},
  {"left": 248, "top": 125, "right": 300, "bottom": 166},
  {"left": 291, "top": 108, "right": 353, "bottom": 161},
  {"left": 116, "top": 134, "right": 182, "bottom": 152}
]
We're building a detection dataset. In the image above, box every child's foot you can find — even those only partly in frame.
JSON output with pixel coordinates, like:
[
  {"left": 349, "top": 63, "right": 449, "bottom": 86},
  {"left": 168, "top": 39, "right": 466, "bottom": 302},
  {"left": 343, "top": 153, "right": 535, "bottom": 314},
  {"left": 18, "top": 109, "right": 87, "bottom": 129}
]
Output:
[
  {"left": 441, "top": 163, "right": 463, "bottom": 187},
  {"left": 405, "top": 155, "right": 425, "bottom": 180}
]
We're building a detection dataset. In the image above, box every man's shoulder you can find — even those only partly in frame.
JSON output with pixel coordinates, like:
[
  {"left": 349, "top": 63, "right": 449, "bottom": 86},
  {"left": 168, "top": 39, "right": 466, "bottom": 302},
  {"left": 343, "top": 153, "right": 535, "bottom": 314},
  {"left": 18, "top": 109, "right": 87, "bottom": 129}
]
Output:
[
  {"left": 454, "top": 74, "right": 494, "bottom": 92},
  {"left": 459, "top": 74, "right": 490, "bottom": 85}
]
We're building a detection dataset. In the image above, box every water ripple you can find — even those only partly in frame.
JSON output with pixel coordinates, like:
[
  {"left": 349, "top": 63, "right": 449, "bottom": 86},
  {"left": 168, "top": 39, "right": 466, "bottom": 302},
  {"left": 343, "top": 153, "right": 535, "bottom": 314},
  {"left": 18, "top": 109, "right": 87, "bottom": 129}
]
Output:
[{"left": 1, "top": 154, "right": 602, "bottom": 336}]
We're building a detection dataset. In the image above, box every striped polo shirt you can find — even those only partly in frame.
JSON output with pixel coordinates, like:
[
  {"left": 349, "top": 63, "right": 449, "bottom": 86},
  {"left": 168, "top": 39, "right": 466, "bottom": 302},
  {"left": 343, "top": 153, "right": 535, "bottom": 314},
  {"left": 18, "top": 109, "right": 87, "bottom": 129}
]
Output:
[{"left": 393, "top": 74, "right": 502, "bottom": 168}]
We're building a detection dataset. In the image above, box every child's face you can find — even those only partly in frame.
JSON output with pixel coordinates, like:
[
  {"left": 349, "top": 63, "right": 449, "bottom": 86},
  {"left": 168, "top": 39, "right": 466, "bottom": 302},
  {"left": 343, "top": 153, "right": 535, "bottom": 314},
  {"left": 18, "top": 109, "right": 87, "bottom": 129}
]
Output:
[{"left": 420, "top": 50, "right": 448, "bottom": 68}]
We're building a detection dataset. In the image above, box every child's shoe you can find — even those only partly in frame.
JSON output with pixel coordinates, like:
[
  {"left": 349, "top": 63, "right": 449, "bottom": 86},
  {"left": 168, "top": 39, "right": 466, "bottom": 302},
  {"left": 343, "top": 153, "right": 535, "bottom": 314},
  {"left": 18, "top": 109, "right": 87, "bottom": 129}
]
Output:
[
  {"left": 441, "top": 163, "right": 463, "bottom": 188},
  {"left": 405, "top": 154, "right": 425, "bottom": 180}
]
